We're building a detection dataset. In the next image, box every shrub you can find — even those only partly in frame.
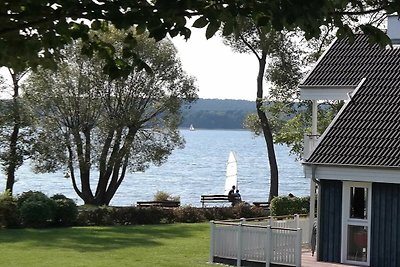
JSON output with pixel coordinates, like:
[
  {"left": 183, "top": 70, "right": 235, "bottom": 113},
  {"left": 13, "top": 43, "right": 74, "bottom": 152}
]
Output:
[
  {"left": 233, "top": 202, "right": 266, "bottom": 218},
  {"left": 51, "top": 194, "right": 78, "bottom": 226},
  {"left": 133, "top": 207, "right": 175, "bottom": 224},
  {"left": 76, "top": 206, "right": 175, "bottom": 226},
  {"left": 75, "top": 205, "right": 268, "bottom": 226},
  {"left": 0, "top": 190, "right": 20, "bottom": 228},
  {"left": 270, "top": 196, "right": 310, "bottom": 216},
  {"left": 174, "top": 206, "right": 206, "bottom": 223},
  {"left": 203, "top": 207, "right": 235, "bottom": 221},
  {"left": 153, "top": 191, "right": 180, "bottom": 202},
  {"left": 79, "top": 206, "right": 116, "bottom": 226},
  {"left": 17, "top": 191, "right": 55, "bottom": 228},
  {"left": 17, "top": 191, "right": 49, "bottom": 206}
]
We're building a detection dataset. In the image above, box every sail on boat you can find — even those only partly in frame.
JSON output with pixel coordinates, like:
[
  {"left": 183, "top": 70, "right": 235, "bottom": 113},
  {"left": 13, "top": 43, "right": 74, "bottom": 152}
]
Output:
[
  {"left": 189, "top": 124, "right": 195, "bottom": 131},
  {"left": 224, "top": 151, "right": 238, "bottom": 195}
]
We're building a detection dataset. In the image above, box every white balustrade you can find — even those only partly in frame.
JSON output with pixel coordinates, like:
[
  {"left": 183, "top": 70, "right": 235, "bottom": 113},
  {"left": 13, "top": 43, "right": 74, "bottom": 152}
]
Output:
[{"left": 210, "top": 216, "right": 305, "bottom": 267}]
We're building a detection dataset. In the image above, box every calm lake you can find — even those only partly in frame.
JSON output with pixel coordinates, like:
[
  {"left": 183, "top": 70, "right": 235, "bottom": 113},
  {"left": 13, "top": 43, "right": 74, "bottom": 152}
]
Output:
[{"left": 1, "top": 129, "right": 309, "bottom": 207}]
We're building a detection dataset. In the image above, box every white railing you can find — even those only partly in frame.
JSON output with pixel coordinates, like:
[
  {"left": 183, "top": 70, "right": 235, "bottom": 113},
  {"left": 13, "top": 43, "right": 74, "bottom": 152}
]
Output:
[
  {"left": 210, "top": 218, "right": 302, "bottom": 267},
  {"left": 253, "top": 214, "right": 311, "bottom": 245},
  {"left": 272, "top": 215, "right": 310, "bottom": 244}
]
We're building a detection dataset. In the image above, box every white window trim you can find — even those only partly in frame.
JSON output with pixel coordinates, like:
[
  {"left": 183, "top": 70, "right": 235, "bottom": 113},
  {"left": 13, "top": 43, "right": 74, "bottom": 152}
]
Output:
[{"left": 341, "top": 182, "right": 371, "bottom": 266}]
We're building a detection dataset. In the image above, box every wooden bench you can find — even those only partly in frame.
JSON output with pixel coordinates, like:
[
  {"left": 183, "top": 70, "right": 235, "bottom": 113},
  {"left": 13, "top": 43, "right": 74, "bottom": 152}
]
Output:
[
  {"left": 253, "top": 201, "right": 270, "bottom": 210},
  {"left": 200, "top": 194, "right": 240, "bottom": 208},
  {"left": 136, "top": 201, "right": 180, "bottom": 208}
]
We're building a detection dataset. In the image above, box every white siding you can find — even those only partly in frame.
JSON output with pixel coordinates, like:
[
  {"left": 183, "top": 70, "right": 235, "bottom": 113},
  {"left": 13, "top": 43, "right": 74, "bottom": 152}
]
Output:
[
  {"left": 303, "top": 165, "right": 400, "bottom": 184},
  {"left": 299, "top": 87, "right": 354, "bottom": 100}
]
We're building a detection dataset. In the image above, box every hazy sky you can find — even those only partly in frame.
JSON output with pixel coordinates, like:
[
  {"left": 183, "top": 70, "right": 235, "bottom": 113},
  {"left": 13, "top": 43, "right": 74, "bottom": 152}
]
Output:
[{"left": 172, "top": 28, "right": 260, "bottom": 101}]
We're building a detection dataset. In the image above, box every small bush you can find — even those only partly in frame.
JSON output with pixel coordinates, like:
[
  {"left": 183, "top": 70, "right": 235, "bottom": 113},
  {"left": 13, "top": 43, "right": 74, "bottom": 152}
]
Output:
[
  {"left": 0, "top": 190, "right": 20, "bottom": 228},
  {"left": 51, "top": 194, "right": 78, "bottom": 226},
  {"left": 153, "top": 191, "right": 180, "bottom": 202},
  {"left": 270, "top": 196, "right": 310, "bottom": 216},
  {"left": 134, "top": 207, "right": 175, "bottom": 224},
  {"left": 233, "top": 202, "right": 266, "bottom": 218},
  {"left": 203, "top": 207, "right": 235, "bottom": 221},
  {"left": 76, "top": 206, "right": 175, "bottom": 226},
  {"left": 174, "top": 206, "right": 206, "bottom": 223},
  {"left": 17, "top": 191, "right": 55, "bottom": 228},
  {"left": 74, "top": 205, "right": 268, "bottom": 226}
]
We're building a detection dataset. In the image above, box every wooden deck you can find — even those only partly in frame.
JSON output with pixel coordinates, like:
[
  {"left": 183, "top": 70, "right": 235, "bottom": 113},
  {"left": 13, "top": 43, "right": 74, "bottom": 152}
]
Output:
[{"left": 302, "top": 249, "right": 362, "bottom": 267}]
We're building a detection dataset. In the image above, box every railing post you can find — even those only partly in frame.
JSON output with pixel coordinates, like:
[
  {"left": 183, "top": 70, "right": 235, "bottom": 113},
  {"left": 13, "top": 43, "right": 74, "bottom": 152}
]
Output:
[
  {"left": 209, "top": 221, "right": 215, "bottom": 264},
  {"left": 295, "top": 214, "right": 299, "bottom": 228},
  {"left": 265, "top": 226, "right": 271, "bottom": 267},
  {"left": 295, "top": 228, "right": 302, "bottom": 267},
  {"left": 237, "top": 218, "right": 245, "bottom": 267}
]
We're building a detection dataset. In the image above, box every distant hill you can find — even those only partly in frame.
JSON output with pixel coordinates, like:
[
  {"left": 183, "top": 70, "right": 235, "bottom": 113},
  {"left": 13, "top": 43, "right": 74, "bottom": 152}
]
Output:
[
  {"left": 181, "top": 99, "right": 256, "bottom": 129},
  {"left": 0, "top": 98, "right": 256, "bottom": 130}
]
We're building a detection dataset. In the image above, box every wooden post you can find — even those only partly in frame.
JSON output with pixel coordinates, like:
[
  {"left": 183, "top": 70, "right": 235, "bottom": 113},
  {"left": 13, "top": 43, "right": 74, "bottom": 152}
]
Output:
[
  {"left": 265, "top": 226, "right": 271, "bottom": 267},
  {"left": 295, "top": 214, "right": 299, "bottom": 228},
  {"left": 209, "top": 221, "right": 215, "bottom": 264}
]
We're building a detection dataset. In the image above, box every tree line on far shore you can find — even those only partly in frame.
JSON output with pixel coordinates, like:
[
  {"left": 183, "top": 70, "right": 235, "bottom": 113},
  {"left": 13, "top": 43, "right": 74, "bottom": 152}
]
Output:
[{"left": 181, "top": 99, "right": 255, "bottom": 130}]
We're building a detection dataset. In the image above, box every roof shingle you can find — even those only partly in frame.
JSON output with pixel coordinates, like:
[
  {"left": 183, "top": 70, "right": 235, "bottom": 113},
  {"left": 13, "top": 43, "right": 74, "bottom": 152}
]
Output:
[{"left": 304, "top": 35, "right": 400, "bottom": 167}]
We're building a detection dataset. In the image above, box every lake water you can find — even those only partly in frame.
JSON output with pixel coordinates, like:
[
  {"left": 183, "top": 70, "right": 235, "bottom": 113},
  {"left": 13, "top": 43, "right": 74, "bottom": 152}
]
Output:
[{"left": 1, "top": 129, "right": 309, "bottom": 207}]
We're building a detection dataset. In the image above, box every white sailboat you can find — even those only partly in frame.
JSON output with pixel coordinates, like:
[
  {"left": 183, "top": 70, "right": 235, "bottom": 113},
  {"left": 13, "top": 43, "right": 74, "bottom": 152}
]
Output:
[
  {"left": 189, "top": 124, "right": 195, "bottom": 131},
  {"left": 224, "top": 151, "right": 238, "bottom": 195}
]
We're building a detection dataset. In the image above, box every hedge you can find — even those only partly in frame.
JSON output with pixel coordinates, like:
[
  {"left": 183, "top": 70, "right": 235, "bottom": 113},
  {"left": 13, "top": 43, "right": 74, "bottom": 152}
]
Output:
[{"left": 269, "top": 196, "right": 310, "bottom": 216}]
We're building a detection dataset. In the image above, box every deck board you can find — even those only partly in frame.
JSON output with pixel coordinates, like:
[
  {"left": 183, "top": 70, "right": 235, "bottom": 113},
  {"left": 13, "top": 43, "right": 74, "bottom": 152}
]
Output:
[{"left": 302, "top": 249, "right": 363, "bottom": 267}]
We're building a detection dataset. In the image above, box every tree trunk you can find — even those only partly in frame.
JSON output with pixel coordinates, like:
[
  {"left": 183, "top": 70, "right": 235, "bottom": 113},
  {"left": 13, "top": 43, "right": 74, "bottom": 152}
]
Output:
[
  {"left": 5, "top": 72, "right": 21, "bottom": 193},
  {"left": 256, "top": 52, "right": 279, "bottom": 201},
  {"left": 5, "top": 123, "right": 19, "bottom": 193}
]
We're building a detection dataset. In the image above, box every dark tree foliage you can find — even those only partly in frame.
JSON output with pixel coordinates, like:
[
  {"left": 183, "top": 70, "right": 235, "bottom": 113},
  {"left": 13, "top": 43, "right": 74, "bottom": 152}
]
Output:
[{"left": 1, "top": 0, "right": 400, "bottom": 75}]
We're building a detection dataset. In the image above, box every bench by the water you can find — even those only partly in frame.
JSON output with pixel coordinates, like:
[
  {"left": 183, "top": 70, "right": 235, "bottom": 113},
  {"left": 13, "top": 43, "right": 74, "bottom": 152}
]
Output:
[
  {"left": 136, "top": 201, "right": 180, "bottom": 208},
  {"left": 201, "top": 194, "right": 240, "bottom": 207}
]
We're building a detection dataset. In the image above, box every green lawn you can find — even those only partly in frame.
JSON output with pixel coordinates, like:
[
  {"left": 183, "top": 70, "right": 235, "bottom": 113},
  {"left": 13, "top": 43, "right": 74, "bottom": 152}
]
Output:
[{"left": 0, "top": 223, "right": 213, "bottom": 267}]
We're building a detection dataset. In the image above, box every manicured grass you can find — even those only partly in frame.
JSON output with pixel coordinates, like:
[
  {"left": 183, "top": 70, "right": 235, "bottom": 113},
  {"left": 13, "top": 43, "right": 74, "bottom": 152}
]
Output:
[{"left": 0, "top": 223, "right": 213, "bottom": 267}]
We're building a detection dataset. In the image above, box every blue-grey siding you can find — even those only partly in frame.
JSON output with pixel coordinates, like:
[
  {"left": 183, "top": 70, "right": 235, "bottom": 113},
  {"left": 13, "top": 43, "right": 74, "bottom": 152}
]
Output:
[
  {"left": 371, "top": 183, "right": 400, "bottom": 267},
  {"left": 318, "top": 179, "right": 342, "bottom": 263}
]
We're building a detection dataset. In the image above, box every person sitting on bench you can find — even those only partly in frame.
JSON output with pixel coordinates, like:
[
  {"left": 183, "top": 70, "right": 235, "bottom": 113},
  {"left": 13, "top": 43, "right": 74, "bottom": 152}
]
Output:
[
  {"left": 228, "top": 185, "right": 240, "bottom": 206},
  {"left": 235, "top": 189, "right": 241, "bottom": 201}
]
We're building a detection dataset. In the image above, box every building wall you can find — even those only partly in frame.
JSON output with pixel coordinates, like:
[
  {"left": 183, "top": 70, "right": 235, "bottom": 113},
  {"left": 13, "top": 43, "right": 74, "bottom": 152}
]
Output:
[
  {"left": 318, "top": 179, "right": 342, "bottom": 262},
  {"left": 318, "top": 181, "right": 400, "bottom": 266},
  {"left": 371, "top": 183, "right": 400, "bottom": 266}
]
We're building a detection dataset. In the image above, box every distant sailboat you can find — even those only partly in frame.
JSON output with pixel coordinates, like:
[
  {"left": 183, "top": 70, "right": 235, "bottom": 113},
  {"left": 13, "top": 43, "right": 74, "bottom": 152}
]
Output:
[
  {"left": 189, "top": 124, "right": 195, "bottom": 131},
  {"left": 224, "top": 151, "right": 238, "bottom": 195},
  {"left": 63, "top": 171, "right": 70, "bottom": 179}
]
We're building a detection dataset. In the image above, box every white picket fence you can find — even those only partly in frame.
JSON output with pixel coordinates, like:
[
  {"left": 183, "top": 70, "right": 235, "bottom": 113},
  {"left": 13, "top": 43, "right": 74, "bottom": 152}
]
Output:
[
  {"left": 259, "top": 214, "right": 311, "bottom": 244},
  {"left": 210, "top": 216, "right": 305, "bottom": 267}
]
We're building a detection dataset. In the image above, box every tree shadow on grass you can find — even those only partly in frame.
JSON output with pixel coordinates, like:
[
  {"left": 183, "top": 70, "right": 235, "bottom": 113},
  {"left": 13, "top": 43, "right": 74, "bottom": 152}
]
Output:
[{"left": 0, "top": 223, "right": 209, "bottom": 252}]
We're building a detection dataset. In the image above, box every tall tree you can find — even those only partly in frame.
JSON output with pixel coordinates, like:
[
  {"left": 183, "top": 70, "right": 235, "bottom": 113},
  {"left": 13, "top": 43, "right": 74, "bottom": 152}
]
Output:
[
  {"left": 0, "top": 68, "right": 33, "bottom": 193},
  {"left": 222, "top": 20, "right": 304, "bottom": 200},
  {"left": 24, "top": 30, "right": 197, "bottom": 205}
]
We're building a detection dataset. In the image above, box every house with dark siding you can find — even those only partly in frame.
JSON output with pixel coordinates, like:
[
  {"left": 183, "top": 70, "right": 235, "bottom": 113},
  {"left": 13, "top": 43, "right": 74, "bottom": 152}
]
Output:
[{"left": 300, "top": 16, "right": 400, "bottom": 267}]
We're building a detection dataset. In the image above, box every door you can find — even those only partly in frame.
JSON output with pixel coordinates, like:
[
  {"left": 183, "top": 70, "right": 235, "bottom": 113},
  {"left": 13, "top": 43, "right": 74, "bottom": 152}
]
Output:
[{"left": 341, "top": 182, "right": 371, "bottom": 266}]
